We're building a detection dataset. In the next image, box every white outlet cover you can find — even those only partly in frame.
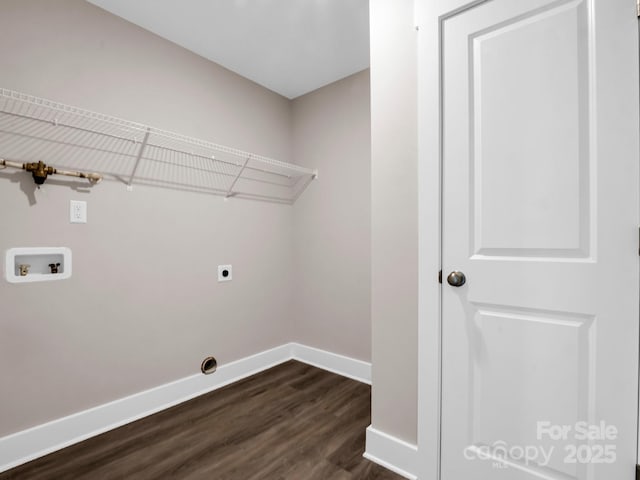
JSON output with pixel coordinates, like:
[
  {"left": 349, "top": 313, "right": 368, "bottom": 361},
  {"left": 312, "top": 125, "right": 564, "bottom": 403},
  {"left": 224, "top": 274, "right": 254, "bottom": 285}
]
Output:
[
  {"left": 70, "top": 200, "right": 87, "bottom": 224},
  {"left": 218, "top": 265, "right": 232, "bottom": 282}
]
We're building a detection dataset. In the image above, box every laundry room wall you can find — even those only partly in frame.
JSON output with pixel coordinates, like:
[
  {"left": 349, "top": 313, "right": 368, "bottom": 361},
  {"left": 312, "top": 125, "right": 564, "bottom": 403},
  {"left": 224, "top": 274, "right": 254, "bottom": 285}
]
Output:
[
  {"left": 291, "top": 69, "right": 372, "bottom": 362},
  {"left": 369, "top": 0, "right": 419, "bottom": 445},
  {"left": 0, "top": 0, "right": 294, "bottom": 436}
]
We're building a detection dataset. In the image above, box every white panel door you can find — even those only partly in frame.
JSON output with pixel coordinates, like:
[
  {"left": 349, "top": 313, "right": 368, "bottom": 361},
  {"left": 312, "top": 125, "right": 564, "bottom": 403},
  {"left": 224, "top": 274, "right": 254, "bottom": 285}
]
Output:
[{"left": 440, "top": 0, "right": 639, "bottom": 479}]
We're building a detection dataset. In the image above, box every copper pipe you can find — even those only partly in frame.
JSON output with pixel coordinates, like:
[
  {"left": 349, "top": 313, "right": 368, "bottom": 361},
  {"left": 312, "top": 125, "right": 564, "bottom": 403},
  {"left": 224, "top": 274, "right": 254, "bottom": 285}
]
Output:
[{"left": 0, "top": 158, "right": 102, "bottom": 185}]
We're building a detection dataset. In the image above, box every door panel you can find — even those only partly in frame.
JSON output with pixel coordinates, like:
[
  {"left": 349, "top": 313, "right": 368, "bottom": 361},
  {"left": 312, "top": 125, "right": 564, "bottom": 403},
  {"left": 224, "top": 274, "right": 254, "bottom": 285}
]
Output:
[
  {"left": 471, "top": 2, "right": 589, "bottom": 257},
  {"left": 440, "top": 0, "right": 639, "bottom": 479}
]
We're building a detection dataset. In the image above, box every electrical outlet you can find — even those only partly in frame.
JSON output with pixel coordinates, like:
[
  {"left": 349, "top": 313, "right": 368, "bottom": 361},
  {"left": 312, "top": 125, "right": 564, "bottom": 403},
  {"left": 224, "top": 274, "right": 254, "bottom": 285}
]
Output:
[
  {"left": 70, "top": 200, "right": 87, "bottom": 224},
  {"left": 218, "top": 265, "right": 232, "bottom": 282}
]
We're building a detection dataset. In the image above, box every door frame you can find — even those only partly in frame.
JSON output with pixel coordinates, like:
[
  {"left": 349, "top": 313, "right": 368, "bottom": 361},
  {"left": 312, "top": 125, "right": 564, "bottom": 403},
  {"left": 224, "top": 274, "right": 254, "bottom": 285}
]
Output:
[
  {"left": 415, "top": 0, "right": 445, "bottom": 476},
  {"left": 415, "top": 0, "right": 640, "bottom": 478}
]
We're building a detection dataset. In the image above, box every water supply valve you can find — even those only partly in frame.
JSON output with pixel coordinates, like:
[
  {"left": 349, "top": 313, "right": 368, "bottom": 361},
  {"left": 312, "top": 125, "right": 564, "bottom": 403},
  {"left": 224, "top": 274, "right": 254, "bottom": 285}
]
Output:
[{"left": 24, "top": 161, "right": 55, "bottom": 185}]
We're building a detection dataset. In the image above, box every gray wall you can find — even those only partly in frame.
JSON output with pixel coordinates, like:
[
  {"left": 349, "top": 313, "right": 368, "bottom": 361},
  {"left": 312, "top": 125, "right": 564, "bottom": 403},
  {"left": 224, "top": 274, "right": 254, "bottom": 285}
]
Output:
[
  {"left": 0, "top": 0, "right": 374, "bottom": 439},
  {"left": 0, "top": 0, "right": 294, "bottom": 437},
  {"left": 291, "top": 70, "right": 371, "bottom": 361},
  {"left": 370, "top": 0, "right": 419, "bottom": 444}
]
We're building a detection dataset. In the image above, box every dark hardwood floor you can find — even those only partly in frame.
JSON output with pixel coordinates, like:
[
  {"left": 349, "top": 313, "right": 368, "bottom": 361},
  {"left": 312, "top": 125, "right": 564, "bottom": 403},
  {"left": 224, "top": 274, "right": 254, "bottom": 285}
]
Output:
[{"left": 0, "top": 361, "right": 404, "bottom": 479}]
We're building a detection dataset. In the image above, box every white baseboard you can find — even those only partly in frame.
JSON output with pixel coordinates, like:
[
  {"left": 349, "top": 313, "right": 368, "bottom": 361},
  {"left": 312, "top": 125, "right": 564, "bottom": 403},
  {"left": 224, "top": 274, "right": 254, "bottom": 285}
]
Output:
[
  {"left": 0, "top": 342, "right": 372, "bottom": 473},
  {"left": 290, "top": 342, "right": 371, "bottom": 384},
  {"left": 364, "top": 426, "right": 418, "bottom": 480},
  {"left": 0, "top": 344, "right": 291, "bottom": 473}
]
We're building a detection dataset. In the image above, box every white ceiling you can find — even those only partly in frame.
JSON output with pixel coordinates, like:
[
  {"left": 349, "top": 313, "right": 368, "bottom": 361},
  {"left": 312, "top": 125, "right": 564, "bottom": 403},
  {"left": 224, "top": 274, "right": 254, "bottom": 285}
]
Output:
[{"left": 87, "top": 0, "right": 370, "bottom": 99}]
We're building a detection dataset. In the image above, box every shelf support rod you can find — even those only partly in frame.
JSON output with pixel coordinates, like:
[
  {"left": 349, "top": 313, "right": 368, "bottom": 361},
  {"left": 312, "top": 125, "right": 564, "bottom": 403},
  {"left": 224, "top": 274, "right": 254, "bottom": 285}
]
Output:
[
  {"left": 290, "top": 172, "right": 317, "bottom": 204},
  {"left": 225, "top": 156, "right": 251, "bottom": 198},
  {"left": 127, "top": 128, "right": 151, "bottom": 187}
]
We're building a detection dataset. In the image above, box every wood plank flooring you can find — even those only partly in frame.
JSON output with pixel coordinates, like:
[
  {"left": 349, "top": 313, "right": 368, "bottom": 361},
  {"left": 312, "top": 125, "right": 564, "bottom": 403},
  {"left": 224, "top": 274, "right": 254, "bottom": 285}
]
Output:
[{"left": 0, "top": 360, "right": 405, "bottom": 479}]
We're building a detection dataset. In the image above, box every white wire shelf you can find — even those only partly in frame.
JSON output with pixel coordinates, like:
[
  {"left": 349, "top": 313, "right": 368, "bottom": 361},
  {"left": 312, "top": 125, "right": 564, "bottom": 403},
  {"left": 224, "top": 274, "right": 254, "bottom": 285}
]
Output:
[{"left": 0, "top": 88, "right": 317, "bottom": 204}]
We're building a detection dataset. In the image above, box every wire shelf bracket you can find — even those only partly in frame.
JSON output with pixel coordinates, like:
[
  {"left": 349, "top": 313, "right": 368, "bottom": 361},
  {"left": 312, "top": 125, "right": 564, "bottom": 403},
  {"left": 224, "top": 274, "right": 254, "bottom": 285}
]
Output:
[
  {"left": 225, "top": 156, "right": 251, "bottom": 198},
  {"left": 127, "top": 127, "right": 151, "bottom": 188}
]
